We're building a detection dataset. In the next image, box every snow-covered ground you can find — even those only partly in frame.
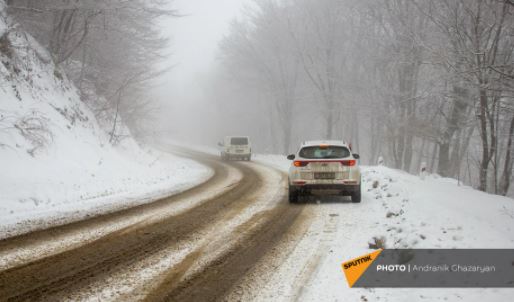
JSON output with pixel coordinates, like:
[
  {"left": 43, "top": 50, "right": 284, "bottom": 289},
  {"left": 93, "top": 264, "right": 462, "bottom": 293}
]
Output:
[
  {"left": 0, "top": 137, "right": 211, "bottom": 239},
  {"left": 0, "top": 10, "right": 211, "bottom": 239},
  {"left": 255, "top": 154, "right": 514, "bottom": 302}
]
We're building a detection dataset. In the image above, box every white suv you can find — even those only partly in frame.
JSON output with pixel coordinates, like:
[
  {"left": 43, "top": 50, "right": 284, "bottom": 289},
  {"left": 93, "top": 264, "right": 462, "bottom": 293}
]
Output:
[
  {"left": 218, "top": 136, "right": 252, "bottom": 161},
  {"left": 287, "top": 140, "right": 361, "bottom": 203}
]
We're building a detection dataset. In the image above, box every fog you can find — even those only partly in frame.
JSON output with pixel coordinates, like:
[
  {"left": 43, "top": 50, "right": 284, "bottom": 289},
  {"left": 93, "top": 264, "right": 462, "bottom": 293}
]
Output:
[
  {"left": 153, "top": 0, "right": 251, "bottom": 146},
  {"left": 147, "top": 0, "right": 514, "bottom": 195}
]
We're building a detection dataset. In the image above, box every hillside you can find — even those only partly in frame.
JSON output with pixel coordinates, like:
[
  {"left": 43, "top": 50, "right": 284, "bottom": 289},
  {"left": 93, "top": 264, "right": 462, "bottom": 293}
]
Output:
[{"left": 0, "top": 5, "right": 210, "bottom": 238}]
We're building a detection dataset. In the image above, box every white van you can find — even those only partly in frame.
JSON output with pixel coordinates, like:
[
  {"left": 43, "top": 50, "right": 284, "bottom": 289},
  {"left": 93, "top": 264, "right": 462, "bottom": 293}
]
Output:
[{"left": 218, "top": 136, "right": 252, "bottom": 161}]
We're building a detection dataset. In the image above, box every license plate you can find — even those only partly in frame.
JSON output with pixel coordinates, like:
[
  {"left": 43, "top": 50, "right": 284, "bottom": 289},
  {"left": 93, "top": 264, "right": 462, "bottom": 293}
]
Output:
[{"left": 314, "top": 172, "right": 335, "bottom": 179}]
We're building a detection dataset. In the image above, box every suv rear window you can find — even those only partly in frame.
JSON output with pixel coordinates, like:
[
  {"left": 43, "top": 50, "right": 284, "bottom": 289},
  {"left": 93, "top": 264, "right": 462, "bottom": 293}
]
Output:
[
  {"left": 230, "top": 137, "right": 248, "bottom": 145},
  {"left": 299, "top": 146, "right": 350, "bottom": 159}
]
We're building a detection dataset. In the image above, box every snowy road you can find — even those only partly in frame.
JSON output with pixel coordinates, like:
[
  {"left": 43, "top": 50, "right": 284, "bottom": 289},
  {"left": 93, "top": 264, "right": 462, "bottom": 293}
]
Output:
[{"left": 0, "top": 148, "right": 308, "bottom": 301}]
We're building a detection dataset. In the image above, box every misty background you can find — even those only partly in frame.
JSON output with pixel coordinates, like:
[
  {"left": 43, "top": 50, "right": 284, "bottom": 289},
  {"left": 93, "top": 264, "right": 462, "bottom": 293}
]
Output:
[
  {"left": 153, "top": 0, "right": 250, "bottom": 143},
  {"left": 5, "top": 0, "right": 514, "bottom": 195}
]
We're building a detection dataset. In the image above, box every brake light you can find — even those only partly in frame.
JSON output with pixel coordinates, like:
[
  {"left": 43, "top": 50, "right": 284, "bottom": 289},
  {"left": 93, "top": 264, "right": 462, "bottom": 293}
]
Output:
[
  {"left": 341, "top": 160, "right": 356, "bottom": 166},
  {"left": 293, "top": 161, "right": 309, "bottom": 167}
]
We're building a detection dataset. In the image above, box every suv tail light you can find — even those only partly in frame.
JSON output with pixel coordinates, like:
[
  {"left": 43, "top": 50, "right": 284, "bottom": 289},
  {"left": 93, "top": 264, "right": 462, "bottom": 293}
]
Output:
[
  {"left": 293, "top": 161, "right": 309, "bottom": 167},
  {"left": 341, "top": 160, "right": 356, "bottom": 166}
]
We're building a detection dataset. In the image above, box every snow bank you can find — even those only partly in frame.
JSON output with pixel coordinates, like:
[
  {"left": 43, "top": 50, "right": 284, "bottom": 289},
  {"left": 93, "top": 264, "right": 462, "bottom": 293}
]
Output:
[
  {"left": 0, "top": 12, "right": 211, "bottom": 238},
  {"left": 361, "top": 165, "right": 514, "bottom": 249}
]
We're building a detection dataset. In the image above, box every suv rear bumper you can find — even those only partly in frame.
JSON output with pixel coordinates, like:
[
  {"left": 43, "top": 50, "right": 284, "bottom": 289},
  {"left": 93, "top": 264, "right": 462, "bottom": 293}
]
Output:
[
  {"left": 222, "top": 152, "right": 251, "bottom": 160},
  {"left": 290, "top": 183, "right": 360, "bottom": 192}
]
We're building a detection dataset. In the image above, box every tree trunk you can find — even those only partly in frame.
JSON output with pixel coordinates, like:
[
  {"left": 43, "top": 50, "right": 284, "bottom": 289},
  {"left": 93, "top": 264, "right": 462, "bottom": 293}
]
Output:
[
  {"left": 438, "top": 85, "right": 467, "bottom": 176},
  {"left": 325, "top": 102, "right": 334, "bottom": 139},
  {"left": 478, "top": 89, "right": 490, "bottom": 192},
  {"left": 429, "top": 142, "right": 438, "bottom": 173},
  {"left": 438, "top": 136, "right": 451, "bottom": 177},
  {"left": 499, "top": 114, "right": 514, "bottom": 195}
]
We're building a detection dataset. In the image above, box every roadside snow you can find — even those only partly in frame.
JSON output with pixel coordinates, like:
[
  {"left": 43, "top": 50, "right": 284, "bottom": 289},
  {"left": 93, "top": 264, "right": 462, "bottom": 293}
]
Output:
[
  {"left": 256, "top": 154, "right": 514, "bottom": 302},
  {"left": 0, "top": 140, "right": 212, "bottom": 239}
]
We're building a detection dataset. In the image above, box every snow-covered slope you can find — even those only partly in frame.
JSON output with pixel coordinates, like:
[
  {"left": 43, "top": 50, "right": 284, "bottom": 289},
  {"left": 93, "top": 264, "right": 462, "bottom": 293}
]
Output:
[
  {"left": 0, "top": 7, "right": 211, "bottom": 238},
  {"left": 255, "top": 154, "right": 514, "bottom": 302}
]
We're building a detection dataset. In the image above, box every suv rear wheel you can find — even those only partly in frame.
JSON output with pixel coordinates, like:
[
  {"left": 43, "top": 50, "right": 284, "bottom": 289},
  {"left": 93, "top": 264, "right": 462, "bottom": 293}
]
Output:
[
  {"left": 351, "top": 184, "right": 361, "bottom": 203},
  {"left": 288, "top": 186, "right": 299, "bottom": 203}
]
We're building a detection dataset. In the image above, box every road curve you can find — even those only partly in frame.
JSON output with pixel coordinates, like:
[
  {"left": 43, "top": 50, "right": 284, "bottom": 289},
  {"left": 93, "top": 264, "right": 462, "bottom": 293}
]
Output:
[{"left": 0, "top": 147, "right": 306, "bottom": 302}]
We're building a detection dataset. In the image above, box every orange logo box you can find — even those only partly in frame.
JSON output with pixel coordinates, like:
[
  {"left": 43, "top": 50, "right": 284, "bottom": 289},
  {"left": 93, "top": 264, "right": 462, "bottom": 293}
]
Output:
[{"left": 341, "top": 249, "right": 383, "bottom": 287}]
